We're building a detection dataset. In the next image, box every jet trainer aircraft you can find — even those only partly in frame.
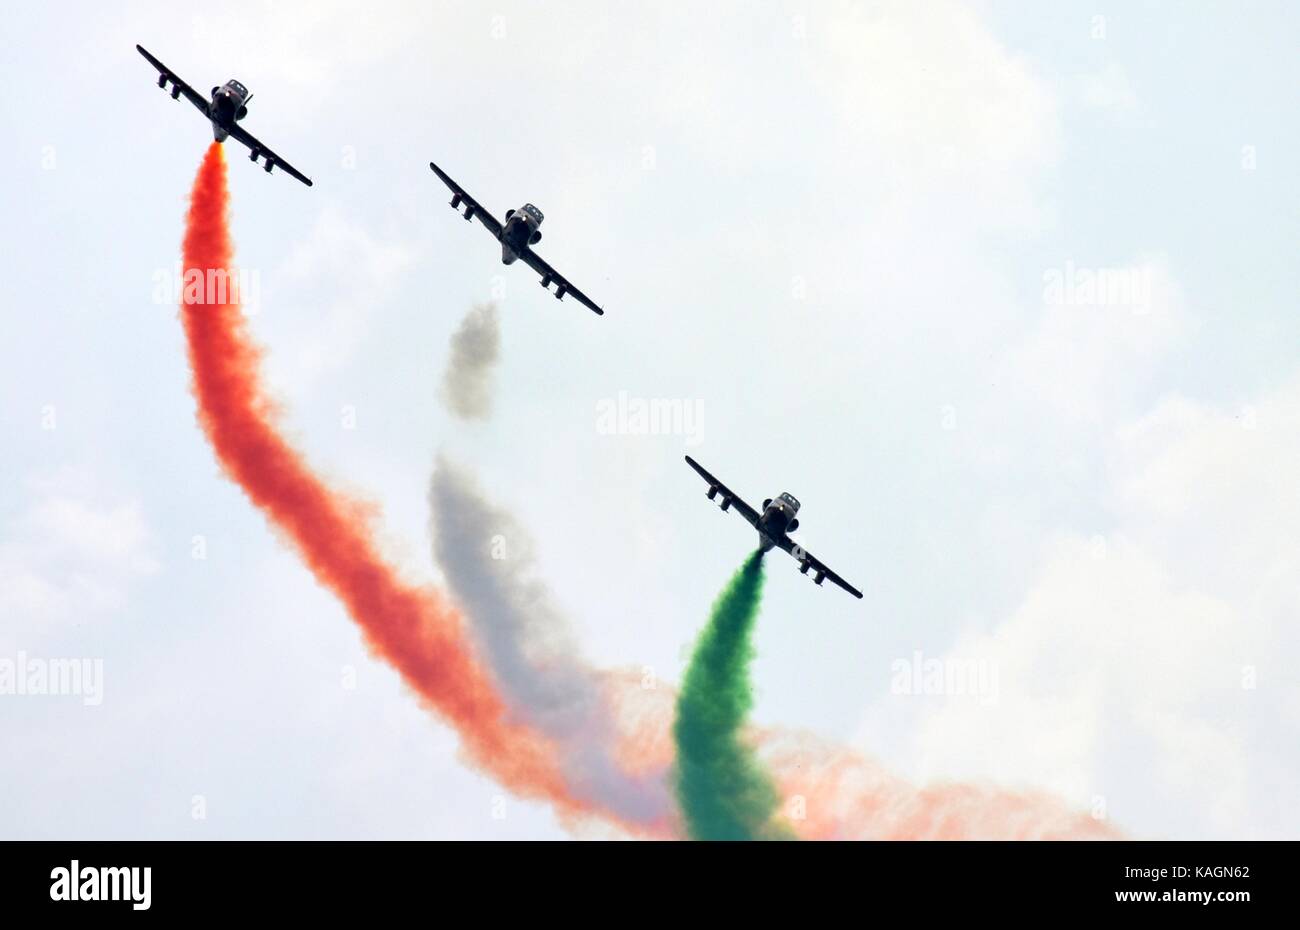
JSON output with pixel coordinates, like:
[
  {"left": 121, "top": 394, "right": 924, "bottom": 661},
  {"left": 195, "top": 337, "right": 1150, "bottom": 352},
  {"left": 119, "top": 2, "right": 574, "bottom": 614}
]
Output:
[
  {"left": 685, "top": 455, "right": 864, "bottom": 599},
  {"left": 428, "top": 161, "right": 604, "bottom": 316},
  {"left": 136, "top": 45, "right": 313, "bottom": 187}
]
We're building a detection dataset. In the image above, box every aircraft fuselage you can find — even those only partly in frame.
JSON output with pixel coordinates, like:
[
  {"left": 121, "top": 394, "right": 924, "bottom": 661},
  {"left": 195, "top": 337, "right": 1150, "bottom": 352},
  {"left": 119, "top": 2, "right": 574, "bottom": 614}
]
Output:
[
  {"left": 756, "top": 492, "right": 800, "bottom": 550},
  {"left": 499, "top": 204, "right": 544, "bottom": 264},
  {"left": 206, "top": 80, "right": 250, "bottom": 142}
]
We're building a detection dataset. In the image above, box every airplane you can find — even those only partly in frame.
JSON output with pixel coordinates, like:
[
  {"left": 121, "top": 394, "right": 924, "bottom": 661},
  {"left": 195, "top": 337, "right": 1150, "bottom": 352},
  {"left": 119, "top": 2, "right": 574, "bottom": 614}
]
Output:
[
  {"left": 684, "top": 455, "right": 864, "bottom": 599},
  {"left": 136, "top": 44, "right": 313, "bottom": 187},
  {"left": 428, "top": 161, "right": 604, "bottom": 316}
]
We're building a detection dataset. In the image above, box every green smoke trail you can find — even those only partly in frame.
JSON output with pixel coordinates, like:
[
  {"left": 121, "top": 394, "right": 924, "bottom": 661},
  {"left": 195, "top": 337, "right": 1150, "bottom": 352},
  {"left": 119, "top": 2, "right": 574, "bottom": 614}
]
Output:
[{"left": 673, "top": 550, "right": 793, "bottom": 840}]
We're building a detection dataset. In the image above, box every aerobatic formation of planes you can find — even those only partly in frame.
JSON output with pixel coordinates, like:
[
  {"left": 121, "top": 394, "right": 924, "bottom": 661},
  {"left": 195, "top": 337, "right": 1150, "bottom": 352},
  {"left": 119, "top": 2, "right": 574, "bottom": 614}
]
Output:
[{"left": 138, "top": 44, "right": 862, "bottom": 600}]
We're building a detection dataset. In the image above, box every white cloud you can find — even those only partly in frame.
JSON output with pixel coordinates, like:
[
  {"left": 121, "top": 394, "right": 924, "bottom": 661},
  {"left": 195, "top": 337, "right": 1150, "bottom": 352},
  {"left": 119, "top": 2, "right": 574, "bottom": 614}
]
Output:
[
  {"left": 1079, "top": 62, "right": 1140, "bottom": 115},
  {"left": 812, "top": 0, "right": 1060, "bottom": 227},
  {"left": 263, "top": 207, "right": 418, "bottom": 392},
  {"left": 0, "top": 468, "right": 159, "bottom": 644},
  {"left": 882, "top": 372, "right": 1300, "bottom": 838},
  {"left": 1006, "top": 257, "right": 1187, "bottom": 424}
]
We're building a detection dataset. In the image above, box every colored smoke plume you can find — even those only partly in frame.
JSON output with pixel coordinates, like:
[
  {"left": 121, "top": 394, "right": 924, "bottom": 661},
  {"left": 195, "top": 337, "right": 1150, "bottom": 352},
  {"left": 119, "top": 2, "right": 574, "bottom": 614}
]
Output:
[
  {"left": 672, "top": 551, "right": 793, "bottom": 840},
  {"left": 179, "top": 143, "right": 1122, "bottom": 840},
  {"left": 178, "top": 143, "right": 586, "bottom": 820},
  {"left": 423, "top": 463, "right": 1123, "bottom": 838},
  {"left": 422, "top": 446, "right": 1119, "bottom": 836}
]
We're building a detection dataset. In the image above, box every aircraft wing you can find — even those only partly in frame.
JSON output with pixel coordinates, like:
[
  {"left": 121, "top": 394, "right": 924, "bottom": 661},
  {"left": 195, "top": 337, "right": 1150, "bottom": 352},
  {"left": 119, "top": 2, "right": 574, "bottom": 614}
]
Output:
[
  {"left": 227, "top": 124, "right": 313, "bottom": 187},
  {"left": 775, "top": 536, "right": 864, "bottom": 599},
  {"left": 684, "top": 456, "right": 761, "bottom": 528},
  {"left": 518, "top": 249, "right": 605, "bottom": 316},
  {"left": 428, "top": 161, "right": 503, "bottom": 239},
  {"left": 136, "top": 44, "right": 209, "bottom": 114}
]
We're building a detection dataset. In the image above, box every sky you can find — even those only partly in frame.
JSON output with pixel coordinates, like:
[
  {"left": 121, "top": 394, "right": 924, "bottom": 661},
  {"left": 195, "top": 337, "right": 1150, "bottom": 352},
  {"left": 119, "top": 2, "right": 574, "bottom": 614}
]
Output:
[{"left": 1, "top": 0, "right": 1297, "bottom": 839}]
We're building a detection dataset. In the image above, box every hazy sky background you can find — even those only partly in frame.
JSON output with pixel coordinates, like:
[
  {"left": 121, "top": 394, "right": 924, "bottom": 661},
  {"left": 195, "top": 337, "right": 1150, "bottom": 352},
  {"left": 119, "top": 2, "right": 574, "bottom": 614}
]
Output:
[{"left": 1, "top": 0, "right": 1296, "bottom": 839}]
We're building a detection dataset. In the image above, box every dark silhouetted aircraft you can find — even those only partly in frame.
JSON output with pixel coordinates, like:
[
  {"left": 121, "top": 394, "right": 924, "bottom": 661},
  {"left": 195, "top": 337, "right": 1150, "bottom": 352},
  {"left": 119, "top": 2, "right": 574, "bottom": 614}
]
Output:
[
  {"left": 136, "top": 45, "right": 312, "bottom": 187},
  {"left": 685, "top": 455, "right": 863, "bottom": 599},
  {"left": 428, "top": 161, "right": 604, "bottom": 316}
]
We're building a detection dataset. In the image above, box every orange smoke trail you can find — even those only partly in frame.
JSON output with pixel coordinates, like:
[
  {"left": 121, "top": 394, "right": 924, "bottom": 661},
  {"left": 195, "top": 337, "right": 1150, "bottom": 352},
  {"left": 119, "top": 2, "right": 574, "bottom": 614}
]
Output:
[
  {"left": 600, "top": 670, "right": 1122, "bottom": 839},
  {"left": 178, "top": 143, "right": 591, "bottom": 821}
]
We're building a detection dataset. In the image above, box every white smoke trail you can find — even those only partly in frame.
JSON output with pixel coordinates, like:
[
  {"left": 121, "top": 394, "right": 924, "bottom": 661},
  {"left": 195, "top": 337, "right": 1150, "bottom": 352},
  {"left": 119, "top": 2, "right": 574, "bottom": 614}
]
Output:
[
  {"left": 428, "top": 458, "right": 674, "bottom": 827},
  {"left": 441, "top": 302, "right": 499, "bottom": 421}
]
